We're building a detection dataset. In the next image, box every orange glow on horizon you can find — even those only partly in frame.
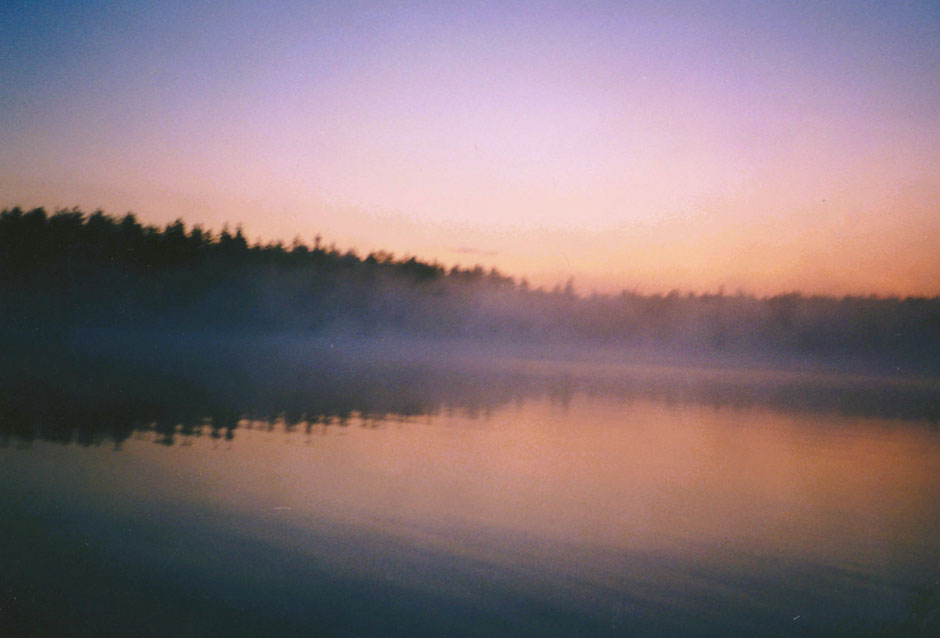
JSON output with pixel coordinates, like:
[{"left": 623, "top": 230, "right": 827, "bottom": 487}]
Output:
[{"left": 2, "top": 2, "right": 938, "bottom": 297}]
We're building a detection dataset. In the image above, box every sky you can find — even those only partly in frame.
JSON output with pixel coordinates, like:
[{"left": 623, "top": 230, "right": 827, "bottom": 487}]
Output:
[{"left": 1, "top": 0, "right": 938, "bottom": 295}]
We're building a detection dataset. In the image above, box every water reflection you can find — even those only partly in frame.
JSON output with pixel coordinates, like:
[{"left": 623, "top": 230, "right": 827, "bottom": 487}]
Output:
[
  {"left": 2, "top": 342, "right": 938, "bottom": 448},
  {"left": 2, "top": 376, "right": 939, "bottom": 636},
  {"left": 2, "top": 339, "right": 940, "bottom": 636}
]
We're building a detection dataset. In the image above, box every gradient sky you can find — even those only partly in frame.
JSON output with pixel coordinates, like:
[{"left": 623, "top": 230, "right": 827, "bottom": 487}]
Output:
[{"left": 2, "top": 1, "right": 938, "bottom": 295}]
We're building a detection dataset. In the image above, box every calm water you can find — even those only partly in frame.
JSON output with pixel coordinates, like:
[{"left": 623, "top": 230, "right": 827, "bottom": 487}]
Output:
[{"left": 1, "top": 357, "right": 938, "bottom": 637}]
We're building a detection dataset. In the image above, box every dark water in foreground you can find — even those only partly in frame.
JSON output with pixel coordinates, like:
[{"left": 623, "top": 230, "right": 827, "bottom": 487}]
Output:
[{"left": 1, "top": 357, "right": 938, "bottom": 637}]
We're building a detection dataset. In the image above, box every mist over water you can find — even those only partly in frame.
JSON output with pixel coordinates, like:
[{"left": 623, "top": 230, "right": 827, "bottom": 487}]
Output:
[
  {"left": 3, "top": 207, "right": 939, "bottom": 379},
  {"left": 2, "top": 334, "right": 938, "bottom": 449}
]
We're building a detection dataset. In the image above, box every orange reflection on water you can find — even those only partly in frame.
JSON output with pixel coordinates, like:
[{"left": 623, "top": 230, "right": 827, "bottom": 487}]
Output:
[
  {"left": 83, "top": 392, "right": 936, "bottom": 578},
  {"left": 4, "top": 377, "right": 939, "bottom": 635}
]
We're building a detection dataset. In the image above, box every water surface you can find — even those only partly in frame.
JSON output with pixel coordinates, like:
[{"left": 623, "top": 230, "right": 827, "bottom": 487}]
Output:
[{"left": 2, "top": 360, "right": 938, "bottom": 636}]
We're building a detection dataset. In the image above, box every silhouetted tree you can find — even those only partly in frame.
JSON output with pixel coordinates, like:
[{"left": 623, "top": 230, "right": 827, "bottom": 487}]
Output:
[{"left": 1, "top": 206, "right": 937, "bottom": 373}]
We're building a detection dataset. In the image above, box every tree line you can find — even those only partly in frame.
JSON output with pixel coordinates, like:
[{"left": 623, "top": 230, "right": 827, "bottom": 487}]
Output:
[{"left": 1, "top": 206, "right": 938, "bottom": 372}]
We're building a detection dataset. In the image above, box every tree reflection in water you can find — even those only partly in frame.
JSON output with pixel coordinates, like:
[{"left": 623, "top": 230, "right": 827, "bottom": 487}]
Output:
[{"left": 2, "top": 340, "right": 936, "bottom": 448}]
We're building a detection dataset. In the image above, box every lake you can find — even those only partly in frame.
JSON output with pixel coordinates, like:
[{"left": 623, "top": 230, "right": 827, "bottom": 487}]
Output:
[{"left": 1, "top": 352, "right": 938, "bottom": 637}]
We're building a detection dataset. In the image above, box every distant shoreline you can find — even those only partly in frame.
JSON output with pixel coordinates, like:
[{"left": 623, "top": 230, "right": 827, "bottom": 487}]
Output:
[{"left": 2, "top": 206, "right": 939, "bottom": 377}]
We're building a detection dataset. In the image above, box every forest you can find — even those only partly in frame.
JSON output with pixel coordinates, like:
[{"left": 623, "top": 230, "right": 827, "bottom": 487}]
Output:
[{"left": 1, "top": 206, "right": 938, "bottom": 374}]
